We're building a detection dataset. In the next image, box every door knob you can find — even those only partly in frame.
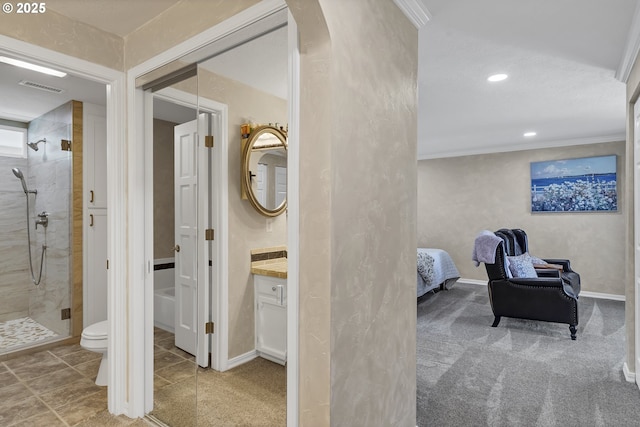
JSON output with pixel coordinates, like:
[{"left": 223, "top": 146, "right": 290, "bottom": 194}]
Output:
[{"left": 173, "top": 245, "right": 181, "bottom": 252}]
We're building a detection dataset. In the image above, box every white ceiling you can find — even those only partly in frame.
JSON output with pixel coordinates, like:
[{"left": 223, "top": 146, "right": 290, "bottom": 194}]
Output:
[
  {"left": 0, "top": 1, "right": 638, "bottom": 160},
  {"left": 419, "top": 0, "right": 637, "bottom": 158}
]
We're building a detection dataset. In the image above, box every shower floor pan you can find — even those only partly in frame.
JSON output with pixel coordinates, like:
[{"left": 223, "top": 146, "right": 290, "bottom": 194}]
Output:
[{"left": 0, "top": 316, "right": 58, "bottom": 352}]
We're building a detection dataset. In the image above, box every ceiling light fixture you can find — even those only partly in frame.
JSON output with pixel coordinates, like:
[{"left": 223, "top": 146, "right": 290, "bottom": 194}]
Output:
[
  {"left": 487, "top": 73, "right": 508, "bottom": 82},
  {"left": 524, "top": 131, "right": 537, "bottom": 137},
  {"left": 0, "top": 56, "right": 67, "bottom": 78}
]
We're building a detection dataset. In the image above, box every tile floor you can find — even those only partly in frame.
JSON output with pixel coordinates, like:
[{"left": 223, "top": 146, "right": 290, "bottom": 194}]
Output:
[
  {"left": 0, "top": 343, "right": 150, "bottom": 426},
  {"left": 0, "top": 328, "right": 285, "bottom": 426}
]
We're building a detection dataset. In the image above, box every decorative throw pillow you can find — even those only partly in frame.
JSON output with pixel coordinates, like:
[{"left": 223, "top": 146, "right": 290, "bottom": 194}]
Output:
[
  {"left": 507, "top": 254, "right": 538, "bottom": 278},
  {"left": 527, "top": 253, "right": 546, "bottom": 265}
]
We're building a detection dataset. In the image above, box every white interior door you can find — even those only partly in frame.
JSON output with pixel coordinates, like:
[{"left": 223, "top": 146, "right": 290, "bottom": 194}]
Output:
[
  {"left": 256, "top": 163, "right": 267, "bottom": 206},
  {"left": 174, "top": 120, "right": 198, "bottom": 356},
  {"left": 634, "top": 100, "right": 640, "bottom": 389},
  {"left": 275, "top": 166, "right": 287, "bottom": 208}
]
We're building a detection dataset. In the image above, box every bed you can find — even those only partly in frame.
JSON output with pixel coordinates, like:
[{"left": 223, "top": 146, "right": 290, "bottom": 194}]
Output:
[{"left": 417, "top": 248, "right": 460, "bottom": 298}]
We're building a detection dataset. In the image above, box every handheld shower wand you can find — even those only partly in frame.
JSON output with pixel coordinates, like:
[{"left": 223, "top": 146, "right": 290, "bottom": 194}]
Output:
[
  {"left": 11, "top": 167, "right": 45, "bottom": 285},
  {"left": 12, "top": 168, "right": 36, "bottom": 194}
]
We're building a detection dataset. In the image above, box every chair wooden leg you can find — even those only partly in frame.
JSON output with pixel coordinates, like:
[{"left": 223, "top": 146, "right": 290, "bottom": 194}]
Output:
[
  {"left": 492, "top": 316, "right": 501, "bottom": 327},
  {"left": 569, "top": 325, "right": 577, "bottom": 340}
]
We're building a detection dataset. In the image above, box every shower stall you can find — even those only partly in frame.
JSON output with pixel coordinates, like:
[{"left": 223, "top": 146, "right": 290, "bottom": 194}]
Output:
[{"left": 0, "top": 102, "right": 74, "bottom": 355}]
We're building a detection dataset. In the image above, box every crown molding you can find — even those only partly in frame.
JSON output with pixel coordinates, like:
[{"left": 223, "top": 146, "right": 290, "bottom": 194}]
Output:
[
  {"left": 616, "top": 0, "right": 640, "bottom": 82},
  {"left": 393, "top": 0, "right": 431, "bottom": 29},
  {"left": 418, "top": 133, "right": 626, "bottom": 160}
]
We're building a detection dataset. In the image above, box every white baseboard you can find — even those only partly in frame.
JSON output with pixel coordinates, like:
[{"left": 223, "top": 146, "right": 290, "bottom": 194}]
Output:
[
  {"left": 457, "top": 278, "right": 487, "bottom": 286},
  {"left": 457, "top": 278, "right": 625, "bottom": 301},
  {"left": 226, "top": 350, "right": 258, "bottom": 370},
  {"left": 624, "top": 362, "right": 636, "bottom": 383},
  {"left": 579, "top": 291, "right": 625, "bottom": 301}
]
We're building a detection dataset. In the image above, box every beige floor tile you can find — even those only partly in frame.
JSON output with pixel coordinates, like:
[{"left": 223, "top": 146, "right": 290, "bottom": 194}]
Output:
[
  {"left": 0, "top": 395, "right": 49, "bottom": 426},
  {"left": 25, "top": 366, "right": 84, "bottom": 394},
  {"left": 4, "top": 350, "right": 68, "bottom": 380},
  {"left": 74, "top": 357, "right": 101, "bottom": 379},
  {"left": 0, "top": 382, "right": 35, "bottom": 409},
  {"left": 60, "top": 348, "right": 102, "bottom": 366},
  {"left": 0, "top": 370, "right": 19, "bottom": 389},
  {"left": 10, "top": 410, "right": 66, "bottom": 427},
  {"left": 154, "top": 349, "right": 185, "bottom": 371},
  {"left": 154, "top": 374, "right": 172, "bottom": 392},
  {"left": 48, "top": 343, "right": 84, "bottom": 357},
  {"left": 39, "top": 377, "right": 102, "bottom": 409},
  {"left": 74, "top": 409, "right": 145, "bottom": 426},
  {"left": 55, "top": 388, "right": 108, "bottom": 426},
  {"left": 155, "top": 360, "right": 196, "bottom": 384}
]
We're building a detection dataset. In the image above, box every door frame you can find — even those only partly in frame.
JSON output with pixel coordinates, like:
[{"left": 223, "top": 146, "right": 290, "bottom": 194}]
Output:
[
  {"left": 151, "top": 87, "right": 229, "bottom": 372},
  {"left": 126, "top": 0, "right": 298, "bottom": 420},
  {"left": 0, "top": 36, "right": 127, "bottom": 414},
  {"left": 634, "top": 99, "right": 640, "bottom": 387}
]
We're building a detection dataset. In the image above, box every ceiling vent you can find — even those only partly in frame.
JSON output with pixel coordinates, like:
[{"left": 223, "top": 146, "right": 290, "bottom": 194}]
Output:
[{"left": 18, "top": 80, "right": 65, "bottom": 94}]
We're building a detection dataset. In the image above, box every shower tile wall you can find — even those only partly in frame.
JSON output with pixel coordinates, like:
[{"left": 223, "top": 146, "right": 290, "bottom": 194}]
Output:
[
  {"left": 26, "top": 102, "right": 72, "bottom": 336},
  {"left": 0, "top": 156, "right": 30, "bottom": 322}
]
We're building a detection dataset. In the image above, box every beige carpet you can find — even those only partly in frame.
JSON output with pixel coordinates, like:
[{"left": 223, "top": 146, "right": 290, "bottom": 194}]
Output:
[{"left": 150, "top": 357, "right": 286, "bottom": 427}]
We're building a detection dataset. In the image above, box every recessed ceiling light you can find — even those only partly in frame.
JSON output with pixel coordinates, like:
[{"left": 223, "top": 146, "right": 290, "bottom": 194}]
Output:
[
  {"left": 0, "top": 56, "right": 67, "bottom": 78},
  {"left": 487, "top": 73, "right": 508, "bottom": 82},
  {"left": 524, "top": 131, "right": 537, "bottom": 137}
]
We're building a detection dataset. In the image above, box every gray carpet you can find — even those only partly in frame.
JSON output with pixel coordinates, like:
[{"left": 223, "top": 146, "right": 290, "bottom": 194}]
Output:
[{"left": 417, "top": 283, "right": 640, "bottom": 427}]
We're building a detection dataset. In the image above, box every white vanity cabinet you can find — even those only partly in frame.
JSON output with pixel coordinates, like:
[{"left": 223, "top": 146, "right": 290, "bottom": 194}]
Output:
[{"left": 254, "top": 275, "right": 287, "bottom": 365}]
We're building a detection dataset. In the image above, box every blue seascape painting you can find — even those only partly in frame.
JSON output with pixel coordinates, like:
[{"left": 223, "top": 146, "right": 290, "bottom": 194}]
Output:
[{"left": 530, "top": 155, "right": 617, "bottom": 212}]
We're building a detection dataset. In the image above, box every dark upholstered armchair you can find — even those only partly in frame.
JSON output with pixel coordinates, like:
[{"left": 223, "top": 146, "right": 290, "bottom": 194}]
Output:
[{"left": 482, "top": 229, "right": 581, "bottom": 340}]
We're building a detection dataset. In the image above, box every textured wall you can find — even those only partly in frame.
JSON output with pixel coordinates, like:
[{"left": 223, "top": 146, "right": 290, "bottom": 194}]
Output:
[
  {"left": 0, "top": 8, "right": 123, "bottom": 70},
  {"left": 124, "top": 0, "right": 259, "bottom": 69},
  {"left": 153, "top": 119, "right": 177, "bottom": 260},
  {"left": 174, "top": 69, "right": 288, "bottom": 359},
  {"left": 27, "top": 101, "right": 73, "bottom": 335},
  {"left": 418, "top": 141, "right": 627, "bottom": 296},
  {"left": 290, "top": 0, "right": 419, "bottom": 425}
]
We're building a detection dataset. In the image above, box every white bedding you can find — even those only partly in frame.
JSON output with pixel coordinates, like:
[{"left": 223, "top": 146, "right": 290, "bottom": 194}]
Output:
[{"left": 417, "top": 248, "right": 460, "bottom": 298}]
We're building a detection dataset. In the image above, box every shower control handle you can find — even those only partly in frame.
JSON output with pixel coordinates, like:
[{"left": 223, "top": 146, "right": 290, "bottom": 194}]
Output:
[{"left": 35, "top": 211, "right": 49, "bottom": 229}]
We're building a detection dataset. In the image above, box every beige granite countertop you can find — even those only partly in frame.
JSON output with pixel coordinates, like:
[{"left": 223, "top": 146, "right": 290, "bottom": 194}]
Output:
[{"left": 251, "top": 257, "right": 287, "bottom": 279}]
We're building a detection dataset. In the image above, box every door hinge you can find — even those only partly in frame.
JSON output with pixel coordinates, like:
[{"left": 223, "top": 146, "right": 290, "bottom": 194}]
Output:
[
  {"left": 205, "top": 135, "right": 214, "bottom": 148},
  {"left": 205, "top": 321, "right": 215, "bottom": 334},
  {"left": 61, "top": 308, "right": 71, "bottom": 320},
  {"left": 205, "top": 228, "right": 215, "bottom": 241},
  {"left": 61, "top": 139, "right": 72, "bottom": 151}
]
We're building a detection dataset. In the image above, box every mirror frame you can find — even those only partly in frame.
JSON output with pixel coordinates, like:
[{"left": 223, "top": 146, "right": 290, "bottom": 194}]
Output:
[{"left": 242, "top": 125, "right": 288, "bottom": 217}]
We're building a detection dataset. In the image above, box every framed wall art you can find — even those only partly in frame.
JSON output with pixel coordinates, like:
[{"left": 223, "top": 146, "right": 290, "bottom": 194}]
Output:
[{"left": 530, "top": 155, "right": 617, "bottom": 212}]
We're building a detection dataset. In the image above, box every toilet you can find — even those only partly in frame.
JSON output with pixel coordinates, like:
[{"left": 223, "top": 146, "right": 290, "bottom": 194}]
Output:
[{"left": 80, "top": 320, "right": 108, "bottom": 386}]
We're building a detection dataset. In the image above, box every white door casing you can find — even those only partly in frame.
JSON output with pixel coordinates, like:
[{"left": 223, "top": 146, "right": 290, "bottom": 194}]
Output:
[
  {"left": 634, "top": 99, "right": 640, "bottom": 389},
  {"left": 174, "top": 120, "right": 198, "bottom": 356},
  {"left": 196, "top": 112, "right": 212, "bottom": 368}
]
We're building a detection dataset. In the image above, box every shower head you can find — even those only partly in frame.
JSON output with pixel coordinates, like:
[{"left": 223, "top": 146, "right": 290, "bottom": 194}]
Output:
[
  {"left": 27, "top": 138, "right": 46, "bottom": 152},
  {"left": 12, "top": 167, "right": 29, "bottom": 193}
]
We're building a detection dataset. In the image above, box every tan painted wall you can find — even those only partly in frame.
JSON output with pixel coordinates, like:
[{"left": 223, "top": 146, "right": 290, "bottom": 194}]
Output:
[
  {"left": 290, "top": 0, "right": 418, "bottom": 425},
  {"left": 174, "top": 69, "right": 288, "bottom": 359},
  {"left": 418, "top": 141, "right": 627, "bottom": 296},
  {"left": 124, "top": 0, "right": 260, "bottom": 69},
  {"left": 0, "top": 8, "right": 123, "bottom": 70},
  {"left": 153, "top": 119, "right": 177, "bottom": 260}
]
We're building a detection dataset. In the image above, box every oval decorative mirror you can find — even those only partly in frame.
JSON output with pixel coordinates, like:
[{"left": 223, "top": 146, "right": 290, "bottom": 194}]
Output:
[{"left": 242, "top": 125, "right": 288, "bottom": 217}]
